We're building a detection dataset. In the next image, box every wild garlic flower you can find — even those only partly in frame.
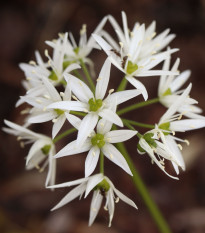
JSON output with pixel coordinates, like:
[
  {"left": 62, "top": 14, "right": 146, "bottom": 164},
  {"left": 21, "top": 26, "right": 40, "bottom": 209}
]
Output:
[
  {"left": 20, "top": 75, "right": 81, "bottom": 139},
  {"left": 138, "top": 84, "right": 205, "bottom": 177},
  {"left": 46, "top": 17, "right": 107, "bottom": 67},
  {"left": 3, "top": 120, "right": 56, "bottom": 187},
  {"left": 158, "top": 56, "right": 204, "bottom": 119},
  {"left": 48, "top": 173, "right": 137, "bottom": 227},
  {"left": 92, "top": 11, "right": 179, "bottom": 100},
  {"left": 53, "top": 119, "right": 137, "bottom": 177},
  {"left": 20, "top": 33, "right": 80, "bottom": 86},
  {"left": 48, "top": 58, "right": 142, "bottom": 145}
]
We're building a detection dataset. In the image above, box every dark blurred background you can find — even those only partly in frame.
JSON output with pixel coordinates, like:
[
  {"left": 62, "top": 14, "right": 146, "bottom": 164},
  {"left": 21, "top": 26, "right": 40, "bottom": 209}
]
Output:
[{"left": 1, "top": 0, "right": 205, "bottom": 232}]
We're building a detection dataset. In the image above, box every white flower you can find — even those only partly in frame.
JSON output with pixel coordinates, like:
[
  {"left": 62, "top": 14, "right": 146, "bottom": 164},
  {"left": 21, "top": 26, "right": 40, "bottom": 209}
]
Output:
[
  {"left": 139, "top": 84, "right": 205, "bottom": 177},
  {"left": 46, "top": 17, "right": 107, "bottom": 75},
  {"left": 48, "top": 58, "right": 142, "bottom": 145},
  {"left": 158, "top": 56, "right": 204, "bottom": 119},
  {"left": 3, "top": 120, "right": 56, "bottom": 187},
  {"left": 92, "top": 11, "right": 179, "bottom": 100},
  {"left": 54, "top": 119, "right": 137, "bottom": 177},
  {"left": 20, "top": 74, "right": 81, "bottom": 139},
  {"left": 48, "top": 173, "right": 137, "bottom": 227}
]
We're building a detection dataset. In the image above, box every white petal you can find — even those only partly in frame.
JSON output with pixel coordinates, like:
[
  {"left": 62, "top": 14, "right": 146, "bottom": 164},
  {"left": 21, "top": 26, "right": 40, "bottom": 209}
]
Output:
[
  {"left": 89, "top": 190, "right": 103, "bottom": 226},
  {"left": 97, "top": 118, "right": 113, "bottom": 135},
  {"left": 105, "top": 130, "right": 137, "bottom": 143},
  {"left": 113, "top": 186, "right": 137, "bottom": 209},
  {"left": 107, "top": 188, "right": 115, "bottom": 227},
  {"left": 48, "top": 101, "right": 88, "bottom": 112},
  {"left": 28, "top": 112, "right": 56, "bottom": 123},
  {"left": 85, "top": 173, "right": 104, "bottom": 197},
  {"left": 85, "top": 147, "right": 100, "bottom": 177},
  {"left": 52, "top": 115, "right": 66, "bottom": 139},
  {"left": 92, "top": 34, "right": 113, "bottom": 54},
  {"left": 41, "top": 77, "right": 61, "bottom": 101},
  {"left": 48, "top": 177, "right": 89, "bottom": 189},
  {"left": 170, "top": 119, "right": 205, "bottom": 132},
  {"left": 68, "top": 74, "right": 94, "bottom": 102},
  {"left": 54, "top": 139, "right": 91, "bottom": 158},
  {"left": 26, "top": 139, "right": 46, "bottom": 165},
  {"left": 102, "top": 143, "right": 132, "bottom": 176},
  {"left": 99, "top": 109, "right": 123, "bottom": 127},
  {"left": 63, "top": 63, "right": 81, "bottom": 74},
  {"left": 77, "top": 113, "right": 98, "bottom": 146},
  {"left": 51, "top": 183, "right": 86, "bottom": 211},
  {"left": 95, "top": 58, "right": 111, "bottom": 99},
  {"left": 107, "top": 89, "right": 142, "bottom": 105},
  {"left": 126, "top": 77, "right": 148, "bottom": 100},
  {"left": 65, "top": 112, "right": 82, "bottom": 130},
  {"left": 45, "top": 150, "right": 57, "bottom": 187},
  {"left": 170, "top": 70, "right": 191, "bottom": 92}
]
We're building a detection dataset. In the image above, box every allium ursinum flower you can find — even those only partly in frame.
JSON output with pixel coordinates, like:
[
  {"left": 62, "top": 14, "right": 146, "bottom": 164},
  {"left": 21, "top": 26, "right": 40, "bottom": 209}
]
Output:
[
  {"left": 3, "top": 120, "right": 56, "bottom": 187},
  {"left": 138, "top": 84, "right": 205, "bottom": 177},
  {"left": 46, "top": 17, "right": 107, "bottom": 72},
  {"left": 158, "top": 56, "right": 204, "bottom": 119},
  {"left": 48, "top": 58, "right": 142, "bottom": 145},
  {"left": 20, "top": 32, "right": 80, "bottom": 86},
  {"left": 54, "top": 119, "right": 137, "bottom": 177},
  {"left": 48, "top": 173, "right": 137, "bottom": 227},
  {"left": 92, "top": 11, "right": 179, "bottom": 100},
  {"left": 20, "top": 76, "right": 81, "bottom": 139}
]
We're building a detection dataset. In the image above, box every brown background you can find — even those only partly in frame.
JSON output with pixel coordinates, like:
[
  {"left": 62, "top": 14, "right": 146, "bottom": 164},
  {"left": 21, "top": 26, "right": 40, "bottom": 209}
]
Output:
[{"left": 1, "top": 0, "right": 205, "bottom": 232}]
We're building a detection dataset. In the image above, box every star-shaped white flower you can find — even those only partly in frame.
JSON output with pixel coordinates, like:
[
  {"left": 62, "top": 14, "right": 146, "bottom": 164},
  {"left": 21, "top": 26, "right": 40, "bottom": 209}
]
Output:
[
  {"left": 20, "top": 75, "right": 81, "bottom": 139},
  {"left": 138, "top": 84, "right": 205, "bottom": 177},
  {"left": 158, "top": 56, "right": 204, "bottom": 119},
  {"left": 48, "top": 58, "right": 142, "bottom": 145},
  {"left": 54, "top": 119, "right": 137, "bottom": 177},
  {"left": 92, "top": 11, "right": 179, "bottom": 100},
  {"left": 3, "top": 120, "right": 56, "bottom": 187},
  {"left": 48, "top": 173, "right": 137, "bottom": 227}
]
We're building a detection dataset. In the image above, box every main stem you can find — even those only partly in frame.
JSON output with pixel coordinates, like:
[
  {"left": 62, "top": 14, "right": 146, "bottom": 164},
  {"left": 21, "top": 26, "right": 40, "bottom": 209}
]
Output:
[
  {"left": 117, "top": 76, "right": 128, "bottom": 92},
  {"left": 116, "top": 142, "right": 172, "bottom": 233},
  {"left": 80, "top": 59, "right": 95, "bottom": 93},
  {"left": 53, "top": 127, "right": 77, "bottom": 144},
  {"left": 100, "top": 151, "right": 104, "bottom": 174},
  {"left": 117, "top": 97, "right": 159, "bottom": 116}
]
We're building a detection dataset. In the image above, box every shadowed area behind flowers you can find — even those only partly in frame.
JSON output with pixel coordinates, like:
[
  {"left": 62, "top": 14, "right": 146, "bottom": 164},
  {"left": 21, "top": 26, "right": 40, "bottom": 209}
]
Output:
[{"left": 0, "top": 0, "right": 205, "bottom": 232}]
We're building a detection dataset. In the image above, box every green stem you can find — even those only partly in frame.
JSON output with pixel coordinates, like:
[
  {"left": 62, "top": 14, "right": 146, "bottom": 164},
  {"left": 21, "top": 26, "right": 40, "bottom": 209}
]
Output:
[
  {"left": 117, "top": 76, "right": 128, "bottom": 92},
  {"left": 123, "top": 119, "right": 155, "bottom": 129},
  {"left": 80, "top": 59, "right": 95, "bottom": 93},
  {"left": 69, "top": 111, "right": 86, "bottom": 117},
  {"left": 117, "top": 97, "right": 159, "bottom": 116},
  {"left": 100, "top": 151, "right": 104, "bottom": 174},
  {"left": 116, "top": 142, "right": 172, "bottom": 233},
  {"left": 73, "top": 70, "right": 84, "bottom": 81},
  {"left": 53, "top": 128, "right": 77, "bottom": 144}
]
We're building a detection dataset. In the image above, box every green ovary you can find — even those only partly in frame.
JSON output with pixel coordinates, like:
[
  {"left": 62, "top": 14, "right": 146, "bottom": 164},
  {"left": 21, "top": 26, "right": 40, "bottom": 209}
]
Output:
[
  {"left": 137, "top": 133, "right": 157, "bottom": 153},
  {"left": 159, "top": 122, "right": 170, "bottom": 135},
  {"left": 91, "top": 133, "right": 105, "bottom": 148},
  {"left": 126, "top": 60, "right": 138, "bottom": 75},
  {"left": 94, "top": 178, "right": 110, "bottom": 192},
  {"left": 54, "top": 109, "right": 64, "bottom": 115},
  {"left": 48, "top": 70, "right": 58, "bottom": 81},
  {"left": 162, "top": 88, "right": 172, "bottom": 96},
  {"left": 41, "top": 144, "right": 51, "bottom": 155},
  {"left": 88, "top": 98, "right": 103, "bottom": 112}
]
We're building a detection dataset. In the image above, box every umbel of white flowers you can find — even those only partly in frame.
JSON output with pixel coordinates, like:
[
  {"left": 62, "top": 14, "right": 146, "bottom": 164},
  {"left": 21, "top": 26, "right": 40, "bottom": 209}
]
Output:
[{"left": 3, "top": 10, "right": 205, "bottom": 228}]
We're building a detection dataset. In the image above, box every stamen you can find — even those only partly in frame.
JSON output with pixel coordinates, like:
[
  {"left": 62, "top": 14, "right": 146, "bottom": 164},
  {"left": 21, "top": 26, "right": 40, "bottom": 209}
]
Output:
[
  {"left": 80, "top": 24, "right": 87, "bottom": 35},
  {"left": 52, "top": 118, "right": 58, "bottom": 123},
  {"left": 109, "top": 89, "right": 114, "bottom": 94},
  {"left": 60, "top": 92, "right": 65, "bottom": 97},
  {"left": 184, "top": 139, "right": 190, "bottom": 146},
  {"left": 17, "top": 136, "right": 22, "bottom": 141},
  {"left": 21, "top": 108, "right": 30, "bottom": 115},
  {"left": 104, "top": 206, "right": 108, "bottom": 211},
  {"left": 115, "top": 197, "right": 120, "bottom": 203},
  {"left": 26, "top": 77, "right": 31, "bottom": 81},
  {"left": 29, "top": 61, "right": 36, "bottom": 65},
  {"left": 20, "top": 142, "right": 25, "bottom": 148},
  {"left": 36, "top": 99, "right": 42, "bottom": 104},
  {"left": 177, "top": 144, "right": 183, "bottom": 150},
  {"left": 119, "top": 41, "right": 124, "bottom": 48},
  {"left": 44, "top": 49, "right": 49, "bottom": 57},
  {"left": 110, "top": 153, "right": 113, "bottom": 159},
  {"left": 72, "top": 95, "right": 78, "bottom": 101},
  {"left": 44, "top": 94, "right": 50, "bottom": 99},
  {"left": 172, "top": 131, "right": 175, "bottom": 136}
]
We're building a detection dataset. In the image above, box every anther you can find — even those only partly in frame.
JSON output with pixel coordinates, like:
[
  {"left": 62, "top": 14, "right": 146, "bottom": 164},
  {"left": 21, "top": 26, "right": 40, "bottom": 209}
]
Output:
[
  {"left": 60, "top": 92, "right": 65, "bottom": 97},
  {"left": 44, "top": 49, "right": 49, "bottom": 57},
  {"left": 177, "top": 144, "right": 183, "bottom": 150},
  {"left": 109, "top": 89, "right": 114, "bottom": 94},
  {"left": 184, "top": 139, "right": 190, "bottom": 146},
  {"left": 115, "top": 197, "right": 120, "bottom": 203},
  {"left": 119, "top": 42, "right": 124, "bottom": 48},
  {"left": 29, "top": 61, "right": 36, "bottom": 65},
  {"left": 52, "top": 118, "right": 58, "bottom": 123},
  {"left": 44, "top": 94, "right": 50, "bottom": 99}
]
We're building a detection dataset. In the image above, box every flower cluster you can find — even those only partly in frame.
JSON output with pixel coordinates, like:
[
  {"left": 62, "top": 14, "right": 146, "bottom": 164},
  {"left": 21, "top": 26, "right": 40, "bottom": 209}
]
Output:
[{"left": 3, "top": 11, "right": 205, "bottom": 227}]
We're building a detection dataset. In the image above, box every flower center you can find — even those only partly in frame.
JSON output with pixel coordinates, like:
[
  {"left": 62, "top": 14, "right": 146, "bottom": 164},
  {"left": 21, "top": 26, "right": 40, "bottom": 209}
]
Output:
[
  {"left": 159, "top": 122, "right": 170, "bottom": 135},
  {"left": 54, "top": 108, "right": 65, "bottom": 116},
  {"left": 48, "top": 70, "right": 58, "bottom": 81},
  {"left": 137, "top": 133, "right": 157, "bottom": 153},
  {"left": 126, "top": 60, "right": 138, "bottom": 75},
  {"left": 88, "top": 98, "right": 103, "bottom": 112},
  {"left": 73, "top": 47, "right": 80, "bottom": 55},
  {"left": 94, "top": 178, "right": 110, "bottom": 195},
  {"left": 91, "top": 133, "right": 105, "bottom": 148},
  {"left": 41, "top": 144, "right": 51, "bottom": 155},
  {"left": 162, "top": 88, "right": 172, "bottom": 96}
]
